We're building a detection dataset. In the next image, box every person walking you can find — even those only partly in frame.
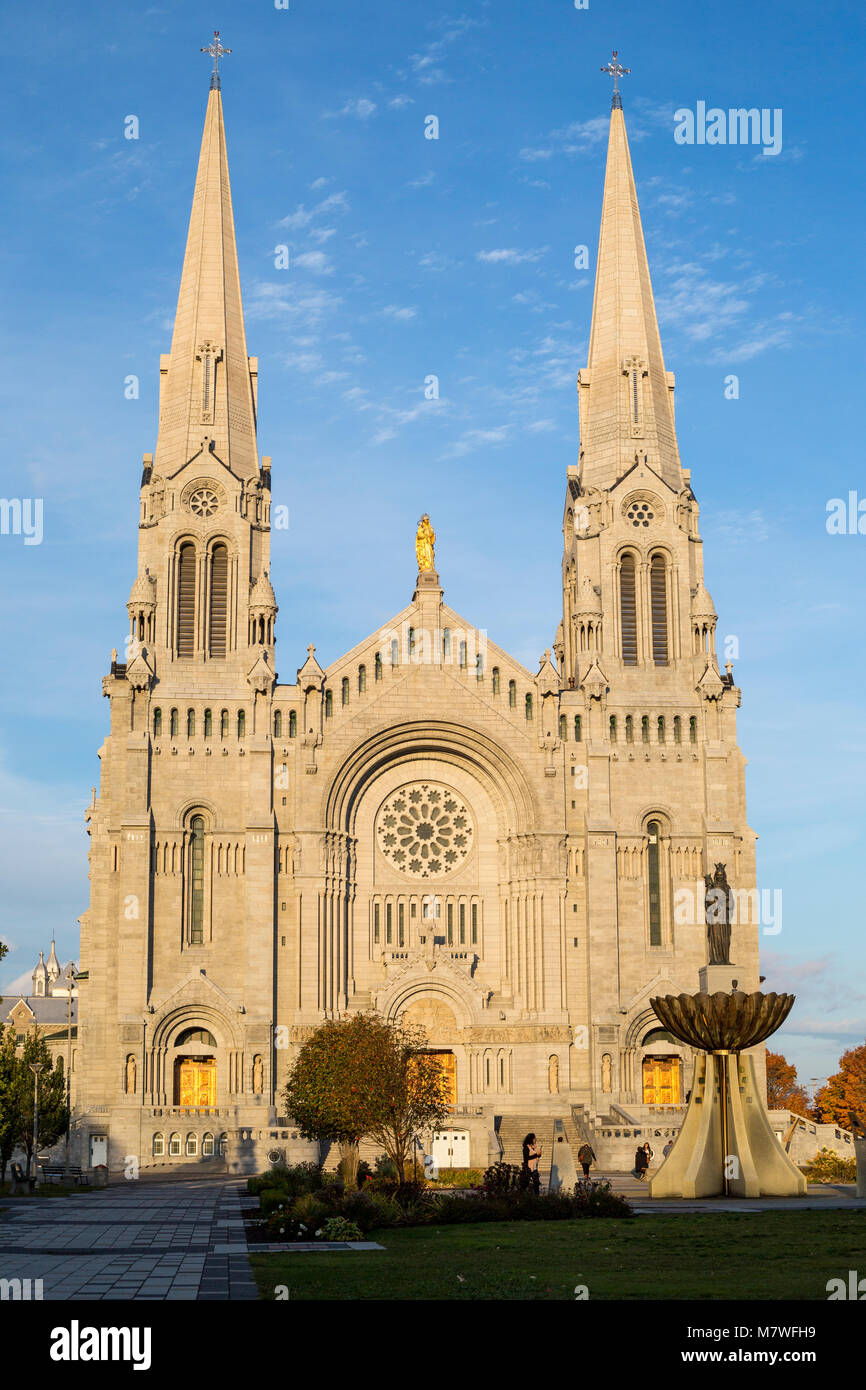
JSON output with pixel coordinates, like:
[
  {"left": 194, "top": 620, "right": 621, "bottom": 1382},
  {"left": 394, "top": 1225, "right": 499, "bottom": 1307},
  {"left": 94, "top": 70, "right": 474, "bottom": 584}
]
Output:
[
  {"left": 521, "top": 1132, "right": 542, "bottom": 1195},
  {"left": 662, "top": 1138, "right": 674, "bottom": 1160},
  {"left": 577, "top": 1142, "right": 596, "bottom": 1180}
]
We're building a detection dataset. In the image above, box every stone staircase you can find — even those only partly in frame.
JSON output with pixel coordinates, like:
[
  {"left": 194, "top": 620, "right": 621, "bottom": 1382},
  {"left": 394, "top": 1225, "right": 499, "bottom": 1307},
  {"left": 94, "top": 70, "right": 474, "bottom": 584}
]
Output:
[{"left": 495, "top": 1114, "right": 580, "bottom": 1192}]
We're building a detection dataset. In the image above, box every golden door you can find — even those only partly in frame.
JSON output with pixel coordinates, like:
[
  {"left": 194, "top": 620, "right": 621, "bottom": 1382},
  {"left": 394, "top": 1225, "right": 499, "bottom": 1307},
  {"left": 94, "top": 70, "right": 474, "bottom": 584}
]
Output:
[
  {"left": 177, "top": 1058, "right": 217, "bottom": 1108},
  {"left": 427, "top": 1051, "right": 457, "bottom": 1106},
  {"left": 642, "top": 1057, "right": 681, "bottom": 1106}
]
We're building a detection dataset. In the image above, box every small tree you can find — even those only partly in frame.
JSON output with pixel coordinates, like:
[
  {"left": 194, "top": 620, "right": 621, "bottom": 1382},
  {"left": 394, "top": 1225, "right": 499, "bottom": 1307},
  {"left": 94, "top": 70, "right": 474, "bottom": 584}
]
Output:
[
  {"left": 283, "top": 1013, "right": 451, "bottom": 1184},
  {"left": 359, "top": 1016, "right": 451, "bottom": 1182},
  {"left": 765, "top": 1050, "right": 811, "bottom": 1117},
  {"left": 283, "top": 1015, "right": 378, "bottom": 1186},
  {"left": 15, "top": 1031, "right": 69, "bottom": 1172},
  {"left": 814, "top": 1044, "right": 866, "bottom": 1134},
  {"left": 0, "top": 1026, "right": 18, "bottom": 1182}
]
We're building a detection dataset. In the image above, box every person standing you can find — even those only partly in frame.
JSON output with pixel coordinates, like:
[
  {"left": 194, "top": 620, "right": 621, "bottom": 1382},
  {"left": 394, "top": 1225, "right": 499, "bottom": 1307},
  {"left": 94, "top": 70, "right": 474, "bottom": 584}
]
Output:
[
  {"left": 521, "top": 1132, "right": 542, "bottom": 1195},
  {"left": 577, "top": 1142, "right": 596, "bottom": 1179},
  {"left": 643, "top": 1141, "right": 654, "bottom": 1171},
  {"left": 634, "top": 1142, "right": 648, "bottom": 1180}
]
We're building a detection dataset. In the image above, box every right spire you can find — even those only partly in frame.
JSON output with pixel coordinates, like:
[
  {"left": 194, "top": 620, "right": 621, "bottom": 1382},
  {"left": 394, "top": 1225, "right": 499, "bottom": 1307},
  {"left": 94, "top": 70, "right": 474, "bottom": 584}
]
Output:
[{"left": 578, "top": 56, "right": 683, "bottom": 492}]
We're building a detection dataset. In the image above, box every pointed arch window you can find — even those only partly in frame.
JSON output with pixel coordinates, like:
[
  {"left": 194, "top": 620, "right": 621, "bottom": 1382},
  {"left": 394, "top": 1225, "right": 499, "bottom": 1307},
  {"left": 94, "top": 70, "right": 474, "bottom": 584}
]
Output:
[
  {"left": 170, "top": 708, "right": 179, "bottom": 738},
  {"left": 220, "top": 709, "right": 229, "bottom": 739},
  {"left": 689, "top": 715, "right": 698, "bottom": 744},
  {"left": 673, "top": 715, "right": 681, "bottom": 744},
  {"left": 390, "top": 639, "right": 399, "bottom": 667},
  {"left": 188, "top": 815, "right": 206, "bottom": 945},
  {"left": 153, "top": 708, "right": 162, "bottom": 737},
  {"left": 647, "top": 819, "right": 663, "bottom": 946},
  {"left": 358, "top": 665, "right": 367, "bottom": 693},
  {"left": 176, "top": 543, "right": 196, "bottom": 658},
  {"left": 619, "top": 554, "right": 638, "bottom": 665},
  {"left": 574, "top": 714, "right": 582, "bottom": 741},
  {"left": 443, "top": 629, "right": 452, "bottom": 662},
  {"left": 341, "top": 677, "right": 350, "bottom": 707},
  {"left": 209, "top": 544, "right": 228, "bottom": 657},
  {"left": 476, "top": 653, "right": 484, "bottom": 681},
  {"left": 525, "top": 693, "right": 533, "bottom": 721},
  {"left": 289, "top": 710, "right": 297, "bottom": 738},
  {"left": 641, "top": 715, "right": 650, "bottom": 744},
  {"left": 559, "top": 714, "right": 567, "bottom": 740},
  {"left": 625, "top": 714, "right": 634, "bottom": 743},
  {"left": 237, "top": 709, "right": 246, "bottom": 739},
  {"left": 273, "top": 710, "right": 282, "bottom": 738},
  {"left": 492, "top": 667, "right": 500, "bottom": 695},
  {"left": 650, "top": 554, "right": 669, "bottom": 665},
  {"left": 325, "top": 689, "right": 334, "bottom": 719},
  {"left": 508, "top": 680, "right": 517, "bottom": 708},
  {"left": 187, "top": 708, "right": 196, "bottom": 738},
  {"left": 459, "top": 640, "right": 468, "bottom": 669},
  {"left": 657, "top": 715, "right": 665, "bottom": 743},
  {"left": 204, "top": 708, "right": 212, "bottom": 738},
  {"left": 375, "top": 653, "right": 383, "bottom": 682},
  {"left": 609, "top": 714, "right": 617, "bottom": 742}
]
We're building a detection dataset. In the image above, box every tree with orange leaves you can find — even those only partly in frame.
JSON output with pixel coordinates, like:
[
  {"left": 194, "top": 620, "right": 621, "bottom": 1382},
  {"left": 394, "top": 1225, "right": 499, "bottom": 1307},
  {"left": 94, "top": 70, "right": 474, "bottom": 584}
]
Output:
[
  {"left": 765, "top": 1050, "right": 812, "bottom": 1117},
  {"left": 814, "top": 1043, "right": 866, "bottom": 1134}
]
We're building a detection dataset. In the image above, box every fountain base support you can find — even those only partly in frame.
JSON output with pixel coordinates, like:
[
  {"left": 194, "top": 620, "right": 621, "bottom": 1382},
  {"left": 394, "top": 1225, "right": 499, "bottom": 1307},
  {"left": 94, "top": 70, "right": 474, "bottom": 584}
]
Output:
[{"left": 650, "top": 1053, "right": 807, "bottom": 1199}]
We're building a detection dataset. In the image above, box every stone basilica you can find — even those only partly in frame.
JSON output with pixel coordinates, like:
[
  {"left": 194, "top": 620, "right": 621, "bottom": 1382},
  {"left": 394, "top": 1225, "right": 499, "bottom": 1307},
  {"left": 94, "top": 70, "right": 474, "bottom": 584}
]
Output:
[{"left": 74, "top": 70, "right": 761, "bottom": 1173}]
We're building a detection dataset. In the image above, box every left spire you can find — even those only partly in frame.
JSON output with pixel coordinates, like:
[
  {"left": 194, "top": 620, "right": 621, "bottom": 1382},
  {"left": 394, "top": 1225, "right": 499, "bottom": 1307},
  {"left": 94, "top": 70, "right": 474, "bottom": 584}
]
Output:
[{"left": 154, "top": 32, "right": 259, "bottom": 480}]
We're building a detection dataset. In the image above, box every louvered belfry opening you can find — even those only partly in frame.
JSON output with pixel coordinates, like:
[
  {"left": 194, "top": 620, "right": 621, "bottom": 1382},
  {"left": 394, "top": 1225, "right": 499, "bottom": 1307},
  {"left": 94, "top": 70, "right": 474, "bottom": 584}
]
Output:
[
  {"left": 209, "top": 545, "right": 228, "bottom": 657},
  {"left": 176, "top": 544, "right": 196, "bottom": 657},
  {"left": 650, "top": 554, "right": 669, "bottom": 665},
  {"left": 619, "top": 554, "right": 638, "bottom": 665}
]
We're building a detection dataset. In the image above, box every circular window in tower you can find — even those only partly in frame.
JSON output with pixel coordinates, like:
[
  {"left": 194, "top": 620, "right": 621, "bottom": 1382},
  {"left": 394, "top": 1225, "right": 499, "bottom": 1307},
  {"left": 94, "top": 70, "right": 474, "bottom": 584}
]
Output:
[
  {"left": 188, "top": 487, "right": 220, "bottom": 518},
  {"left": 623, "top": 493, "right": 663, "bottom": 529},
  {"left": 376, "top": 782, "right": 474, "bottom": 879}
]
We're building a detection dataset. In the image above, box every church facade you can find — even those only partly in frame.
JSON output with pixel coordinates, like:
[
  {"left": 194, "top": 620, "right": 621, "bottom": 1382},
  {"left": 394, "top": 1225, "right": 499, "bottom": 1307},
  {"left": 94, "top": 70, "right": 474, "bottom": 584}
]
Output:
[{"left": 74, "top": 72, "right": 761, "bottom": 1172}]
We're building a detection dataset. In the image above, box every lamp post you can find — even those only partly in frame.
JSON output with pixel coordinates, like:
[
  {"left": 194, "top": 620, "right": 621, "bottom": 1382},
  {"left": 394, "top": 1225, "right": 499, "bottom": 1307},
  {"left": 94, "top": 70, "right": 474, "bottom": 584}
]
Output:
[{"left": 29, "top": 1061, "right": 44, "bottom": 1182}]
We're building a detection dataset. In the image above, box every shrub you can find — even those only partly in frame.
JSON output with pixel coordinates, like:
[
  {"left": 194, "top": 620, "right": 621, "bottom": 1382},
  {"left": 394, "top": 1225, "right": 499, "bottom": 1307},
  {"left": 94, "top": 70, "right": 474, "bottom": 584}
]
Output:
[
  {"left": 356, "top": 1159, "right": 373, "bottom": 1188},
  {"left": 801, "top": 1147, "right": 857, "bottom": 1184},
  {"left": 337, "top": 1188, "right": 402, "bottom": 1233},
  {"left": 434, "top": 1194, "right": 510, "bottom": 1224},
  {"left": 373, "top": 1154, "right": 399, "bottom": 1181},
  {"left": 481, "top": 1161, "right": 521, "bottom": 1195},
  {"left": 318, "top": 1216, "right": 364, "bottom": 1242},
  {"left": 259, "top": 1187, "right": 291, "bottom": 1219},
  {"left": 290, "top": 1193, "right": 330, "bottom": 1233},
  {"left": 248, "top": 1162, "right": 324, "bottom": 1200},
  {"left": 571, "top": 1180, "right": 633, "bottom": 1218}
]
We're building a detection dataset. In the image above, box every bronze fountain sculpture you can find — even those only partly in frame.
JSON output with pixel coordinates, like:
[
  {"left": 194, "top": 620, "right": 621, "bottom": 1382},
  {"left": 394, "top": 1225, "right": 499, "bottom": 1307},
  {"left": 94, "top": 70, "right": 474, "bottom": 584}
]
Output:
[{"left": 648, "top": 867, "right": 806, "bottom": 1198}]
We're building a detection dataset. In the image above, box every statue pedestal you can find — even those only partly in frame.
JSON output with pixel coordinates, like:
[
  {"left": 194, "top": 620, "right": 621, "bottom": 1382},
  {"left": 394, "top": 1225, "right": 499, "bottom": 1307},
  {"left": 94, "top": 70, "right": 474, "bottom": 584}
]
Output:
[{"left": 699, "top": 963, "right": 742, "bottom": 995}]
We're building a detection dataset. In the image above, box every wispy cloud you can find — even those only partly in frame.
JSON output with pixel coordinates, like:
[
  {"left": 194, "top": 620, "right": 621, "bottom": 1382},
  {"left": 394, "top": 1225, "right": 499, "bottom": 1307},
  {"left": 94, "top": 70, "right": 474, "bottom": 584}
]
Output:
[
  {"left": 476, "top": 247, "right": 547, "bottom": 265},
  {"left": 323, "top": 97, "right": 377, "bottom": 121},
  {"left": 279, "top": 191, "right": 350, "bottom": 231}
]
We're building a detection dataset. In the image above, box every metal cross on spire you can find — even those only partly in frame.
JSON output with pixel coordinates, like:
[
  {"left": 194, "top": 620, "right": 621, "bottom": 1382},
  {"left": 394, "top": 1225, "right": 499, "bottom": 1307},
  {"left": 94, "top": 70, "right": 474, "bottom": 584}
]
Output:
[
  {"left": 601, "top": 49, "right": 630, "bottom": 109},
  {"left": 201, "top": 30, "right": 231, "bottom": 89}
]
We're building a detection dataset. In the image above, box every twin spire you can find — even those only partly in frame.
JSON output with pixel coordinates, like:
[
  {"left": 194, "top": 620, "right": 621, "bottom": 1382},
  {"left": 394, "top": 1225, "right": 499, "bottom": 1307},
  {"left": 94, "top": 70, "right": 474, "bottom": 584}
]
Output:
[
  {"left": 154, "top": 38, "right": 258, "bottom": 482},
  {"left": 153, "top": 43, "right": 680, "bottom": 500},
  {"left": 579, "top": 54, "right": 683, "bottom": 493}
]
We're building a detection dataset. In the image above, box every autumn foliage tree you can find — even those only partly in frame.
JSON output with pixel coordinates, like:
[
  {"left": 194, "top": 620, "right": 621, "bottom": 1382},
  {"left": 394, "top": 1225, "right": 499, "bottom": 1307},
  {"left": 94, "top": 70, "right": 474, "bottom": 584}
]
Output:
[
  {"left": 765, "top": 1050, "right": 811, "bottom": 1117},
  {"left": 284, "top": 1013, "right": 451, "bottom": 1183},
  {"left": 814, "top": 1043, "right": 866, "bottom": 1134}
]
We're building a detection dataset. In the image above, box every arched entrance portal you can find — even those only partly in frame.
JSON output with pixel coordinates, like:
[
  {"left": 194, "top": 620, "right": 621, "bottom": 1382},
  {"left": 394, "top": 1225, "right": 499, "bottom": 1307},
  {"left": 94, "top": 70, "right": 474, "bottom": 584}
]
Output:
[
  {"left": 173, "top": 1028, "right": 218, "bottom": 1107},
  {"left": 400, "top": 996, "right": 459, "bottom": 1106},
  {"left": 640, "top": 1028, "right": 682, "bottom": 1104}
]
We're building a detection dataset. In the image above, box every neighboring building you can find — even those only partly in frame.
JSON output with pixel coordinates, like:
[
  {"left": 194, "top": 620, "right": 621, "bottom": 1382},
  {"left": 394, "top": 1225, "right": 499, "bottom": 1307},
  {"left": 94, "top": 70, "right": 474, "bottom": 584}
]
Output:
[
  {"left": 768, "top": 1111, "right": 856, "bottom": 1167},
  {"left": 75, "top": 66, "right": 764, "bottom": 1173},
  {"left": 1, "top": 942, "right": 78, "bottom": 1090}
]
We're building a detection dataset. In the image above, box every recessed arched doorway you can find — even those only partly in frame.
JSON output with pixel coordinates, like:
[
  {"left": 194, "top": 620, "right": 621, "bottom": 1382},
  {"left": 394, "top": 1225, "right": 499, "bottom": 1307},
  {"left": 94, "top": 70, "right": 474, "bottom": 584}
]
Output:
[
  {"left": 399, "top": 996, "right": 459, "bottom": 1105},
  {"left": 173, "top": 1028, "right": 217, "bottom": 1108},
  {"left": 640, "top": 1028, "right": 682, "bottom": 1104}
]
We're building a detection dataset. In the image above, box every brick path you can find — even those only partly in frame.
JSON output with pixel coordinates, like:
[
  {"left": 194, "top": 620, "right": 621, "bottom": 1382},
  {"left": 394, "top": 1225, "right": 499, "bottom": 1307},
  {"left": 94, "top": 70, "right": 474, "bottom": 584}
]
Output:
[{"left": 0, "top": 1177, "right": 258, "bottom": 1300}]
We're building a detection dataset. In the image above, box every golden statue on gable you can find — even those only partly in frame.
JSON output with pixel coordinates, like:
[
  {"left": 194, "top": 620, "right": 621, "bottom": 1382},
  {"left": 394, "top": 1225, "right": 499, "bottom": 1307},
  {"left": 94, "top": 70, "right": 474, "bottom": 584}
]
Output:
[{"left": 415, "top": 514, "right": 436, "bottom": 572}]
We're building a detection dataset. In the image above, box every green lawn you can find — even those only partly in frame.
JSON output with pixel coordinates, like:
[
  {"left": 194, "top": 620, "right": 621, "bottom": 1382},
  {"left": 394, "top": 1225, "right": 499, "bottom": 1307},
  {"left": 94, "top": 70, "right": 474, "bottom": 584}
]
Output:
[{"left": 250, "top": 1211, "right": 866, "bottom": 1300}]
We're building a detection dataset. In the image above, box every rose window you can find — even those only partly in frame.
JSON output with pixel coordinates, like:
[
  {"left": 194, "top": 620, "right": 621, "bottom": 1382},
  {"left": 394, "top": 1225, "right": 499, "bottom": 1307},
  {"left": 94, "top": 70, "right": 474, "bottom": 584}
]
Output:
[
  {"left": 626, "top": 499, "right": 655, "bottom": 528},
  {"left": 376, "top": 783, "right": 474, "bottom": 879},
  {"left": 188, "top": 487, "right": 220, "bottom": 518}
]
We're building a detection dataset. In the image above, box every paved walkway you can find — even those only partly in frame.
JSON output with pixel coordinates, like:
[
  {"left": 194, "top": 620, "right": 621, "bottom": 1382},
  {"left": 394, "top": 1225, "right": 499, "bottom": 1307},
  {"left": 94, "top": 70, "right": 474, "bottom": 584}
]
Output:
[
  {"left": 601, "top": 1170, "right": 866, "bottom": 1211},
  {"left": 0, "top": 1178, "right": 258, "bottom": 1300}
]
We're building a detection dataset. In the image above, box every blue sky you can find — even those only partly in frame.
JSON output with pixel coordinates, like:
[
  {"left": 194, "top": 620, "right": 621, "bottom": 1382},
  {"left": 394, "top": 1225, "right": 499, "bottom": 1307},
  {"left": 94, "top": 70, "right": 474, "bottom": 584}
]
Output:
[{"left": 0, "top": 0, "right": 863, "bottom": 1089}]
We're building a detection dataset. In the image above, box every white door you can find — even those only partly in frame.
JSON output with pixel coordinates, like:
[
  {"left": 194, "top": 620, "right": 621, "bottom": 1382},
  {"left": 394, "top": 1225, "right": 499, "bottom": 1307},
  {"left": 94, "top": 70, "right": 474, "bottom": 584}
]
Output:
[
  {"left": 90, "top": 1134, "right": 108, "bottom": 1167},
  {"left": 431, "top": 1129, "right": 470, "bottom": 1169}
]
